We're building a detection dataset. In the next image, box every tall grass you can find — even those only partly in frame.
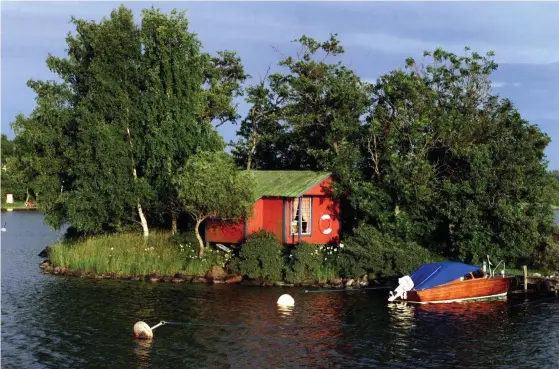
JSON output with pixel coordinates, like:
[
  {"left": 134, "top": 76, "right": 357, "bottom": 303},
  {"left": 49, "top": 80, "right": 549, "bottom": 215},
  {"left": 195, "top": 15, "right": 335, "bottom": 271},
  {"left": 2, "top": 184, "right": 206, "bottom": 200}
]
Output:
[
  {"left": 49, "top": 231, "right": 225, "bottom": 276},
  {"left": 312, "top": 264, "right": 339, "bottom": 284}
]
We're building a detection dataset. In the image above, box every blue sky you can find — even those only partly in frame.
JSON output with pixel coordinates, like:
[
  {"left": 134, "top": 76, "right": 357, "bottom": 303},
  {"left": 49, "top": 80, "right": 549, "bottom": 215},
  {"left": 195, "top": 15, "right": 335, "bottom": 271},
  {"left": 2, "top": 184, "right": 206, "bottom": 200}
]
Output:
[{"left": 2, "top": 1, "right": 558, "bottom": 169}]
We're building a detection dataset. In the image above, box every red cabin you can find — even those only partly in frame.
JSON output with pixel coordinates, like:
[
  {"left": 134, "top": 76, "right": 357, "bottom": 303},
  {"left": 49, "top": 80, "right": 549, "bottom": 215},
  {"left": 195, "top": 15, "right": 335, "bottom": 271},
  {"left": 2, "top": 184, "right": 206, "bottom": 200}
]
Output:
[{"left": 204, "top": 171, "right": 340, "bottom": 245}]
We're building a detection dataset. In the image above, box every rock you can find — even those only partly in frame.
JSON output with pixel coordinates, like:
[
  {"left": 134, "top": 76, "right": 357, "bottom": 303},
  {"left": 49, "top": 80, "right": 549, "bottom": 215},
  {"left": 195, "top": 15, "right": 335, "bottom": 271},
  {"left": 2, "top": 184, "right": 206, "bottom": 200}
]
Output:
[
  {"left": 206, "top": 266, "right": 227, "bottom": 280},
  {"left": 241, "top": 279, "right": 261, "bottom": 286},
  {"left": 284, "top": 283, "right": 295, "bottom": 287},
  {"left": 171, "top": 277, "right": 185, "bottom": 283},
  {"left": 321, "top": 283, "right": 331, "bottom": 288},
  {"left": 38, "top": 246, "right": 51, "bottom": 258},
  {"left": 191, "top": 277, "right": 208, "bottom": 284},
  {"left": 532, "top": 273, "right": 542, "bottom": 277},
  {"left": 183, "top": 276, "right": 194, "bottom": 283},
  {"left": 359, "top": 275, "right": 369, "bottom": 287},
  {"left": 174, "top": 272, "right": 185, "bottom": 279},
  {"left": 301, "top": 279, "right": 316, "bottom": 287},
  {"left": 345, "top": 279, "right": 355, "bottom": 287},
  {"left": 213, "top": 279, "right": 225, "bottom": 284},
  {"left": 331, "top": 278, "right": 343, "bottom": 285},
  {"left": 225, "top": 274, "right": 242, "bottom": 284},
  {"left": 261, "top": 281, "right": 274, "bottom": 287},
  {"left": 53, "top": 266, "right": 61, "bottom": 275},
  {"left": 39, "top": 260, "right": 51, "bottom": 269},
  {"left": 144, "top": 274, "right": 159, "bottom": 283},
  {"left": 274, "top": 281, "right": 285, "bottom": 287}
]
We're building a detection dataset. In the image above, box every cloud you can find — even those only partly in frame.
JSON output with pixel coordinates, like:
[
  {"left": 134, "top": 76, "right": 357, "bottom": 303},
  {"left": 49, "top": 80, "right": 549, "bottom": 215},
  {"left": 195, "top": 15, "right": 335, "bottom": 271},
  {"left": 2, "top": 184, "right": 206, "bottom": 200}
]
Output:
[
  {"left": 342, "top": 32, "right": 559, "bottom": 65},
  {"left": 2, "top": 1, "right": 558, "bottom": 168},
  {"left": 491, "top": 81, "right": 521, "bottom": 89}
]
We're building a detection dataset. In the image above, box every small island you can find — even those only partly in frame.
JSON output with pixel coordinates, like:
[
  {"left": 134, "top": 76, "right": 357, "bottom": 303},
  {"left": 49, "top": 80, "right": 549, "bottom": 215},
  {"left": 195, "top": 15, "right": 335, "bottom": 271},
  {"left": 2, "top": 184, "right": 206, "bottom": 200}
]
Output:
[{"left": 3, "top": 5, "right": 559, "bottom": 286}]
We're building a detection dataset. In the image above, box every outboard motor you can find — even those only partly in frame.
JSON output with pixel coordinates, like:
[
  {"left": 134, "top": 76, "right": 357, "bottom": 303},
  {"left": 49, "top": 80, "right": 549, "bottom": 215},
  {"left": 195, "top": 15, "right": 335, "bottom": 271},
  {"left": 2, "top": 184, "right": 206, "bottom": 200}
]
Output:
[{"left": 388, "top": 275, "right": 414, "bottom": 302}]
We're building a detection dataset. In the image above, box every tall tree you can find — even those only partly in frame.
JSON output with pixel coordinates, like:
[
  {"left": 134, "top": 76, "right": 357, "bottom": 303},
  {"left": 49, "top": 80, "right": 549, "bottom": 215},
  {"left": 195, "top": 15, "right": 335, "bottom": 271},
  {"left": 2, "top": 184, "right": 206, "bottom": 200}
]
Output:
[
  {"left": 11, "top": 6, "right": 244, "bottom": 236},
  {"left": 138, "top": 8, "right": 229, "bottom": 234}
]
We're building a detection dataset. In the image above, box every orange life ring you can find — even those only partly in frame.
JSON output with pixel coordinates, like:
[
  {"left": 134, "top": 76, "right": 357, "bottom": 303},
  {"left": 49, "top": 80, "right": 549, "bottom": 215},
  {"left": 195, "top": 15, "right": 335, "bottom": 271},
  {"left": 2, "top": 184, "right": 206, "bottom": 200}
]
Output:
[{"left": 319, "top": 214, "right": 332, "bottom": 235}]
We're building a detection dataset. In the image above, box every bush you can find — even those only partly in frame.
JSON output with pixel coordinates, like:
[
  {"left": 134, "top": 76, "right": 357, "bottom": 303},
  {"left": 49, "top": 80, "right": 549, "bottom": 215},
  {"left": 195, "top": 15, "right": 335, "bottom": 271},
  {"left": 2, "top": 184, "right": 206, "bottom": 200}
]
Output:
[
  {"left": 231, "top": 230, "right": 286, "bottom": 281},
  {"left": 341, "top": 224, "right": 442, "bottom": 277},
  {"left": 532, "top": 240, "right": 559, "bottom": 272},
  {"left": 284, "top": 243, "right": 342, "bottom": 284},
  {"left": 285, "top": 243, "right": 322, "bottom": 284},
  {"left": 169, "top": 231, "right": 199, "bottom": 247}
]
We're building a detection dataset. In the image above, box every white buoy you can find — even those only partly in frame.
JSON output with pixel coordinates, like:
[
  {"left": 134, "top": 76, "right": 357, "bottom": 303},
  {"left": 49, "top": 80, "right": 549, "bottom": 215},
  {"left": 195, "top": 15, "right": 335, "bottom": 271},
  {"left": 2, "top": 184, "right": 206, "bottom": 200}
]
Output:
[
  {"left": 134, "top": 321, "right": 165, "bottom": 340},
  {"left": 277, "top": 294, "right": 295, "bottom": 307}
]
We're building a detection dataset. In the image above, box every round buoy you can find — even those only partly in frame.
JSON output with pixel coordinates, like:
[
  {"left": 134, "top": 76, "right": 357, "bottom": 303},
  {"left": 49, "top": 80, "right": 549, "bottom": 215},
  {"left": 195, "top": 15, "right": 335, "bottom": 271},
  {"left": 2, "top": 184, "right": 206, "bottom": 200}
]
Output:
[
  {"left": 133, "top": 321, "right": 153, "bottom": 340},
  {"left": 277, "top": 294, "right": 295, "bottom": 307}
]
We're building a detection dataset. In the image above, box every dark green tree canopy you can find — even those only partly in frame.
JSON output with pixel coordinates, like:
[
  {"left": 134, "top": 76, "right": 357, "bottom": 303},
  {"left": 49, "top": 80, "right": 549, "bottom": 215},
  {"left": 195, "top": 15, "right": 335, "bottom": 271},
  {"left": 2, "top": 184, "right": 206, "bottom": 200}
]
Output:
[{"left": 10, "top": 6, "right": 244, "bottom": 235}]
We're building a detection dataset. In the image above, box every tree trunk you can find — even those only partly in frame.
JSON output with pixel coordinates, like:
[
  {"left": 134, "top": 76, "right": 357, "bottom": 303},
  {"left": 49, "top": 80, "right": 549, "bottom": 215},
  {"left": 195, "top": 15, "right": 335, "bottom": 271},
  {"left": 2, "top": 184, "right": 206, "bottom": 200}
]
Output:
[
  {"left": 133, "top": 168, "right": 149, "bottom": 238},
  {"left": 195, "top": 218, "right": 205, "bottom": 257},
  {"left": 25, "top": 188, "right": 30, "bottom": 202},
  {"left": 126, "top": 123, "right": 149, "bottom": 238},
  {"left": 138, "top": 201, "right": 149, "bottom": 238},
  {"left": 171, "top": 213, "right": 177, "bottom": 235}
]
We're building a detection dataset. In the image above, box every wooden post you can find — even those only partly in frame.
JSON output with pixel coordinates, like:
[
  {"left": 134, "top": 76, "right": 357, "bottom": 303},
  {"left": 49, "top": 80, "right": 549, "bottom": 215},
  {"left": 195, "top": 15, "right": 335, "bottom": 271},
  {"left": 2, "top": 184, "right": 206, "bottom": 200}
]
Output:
[
  {"left": 523, "top": 265, "right": 528, "bottom": 295},
  {"left": 297, "top": 196, "right": 302, "bottom": 244}
]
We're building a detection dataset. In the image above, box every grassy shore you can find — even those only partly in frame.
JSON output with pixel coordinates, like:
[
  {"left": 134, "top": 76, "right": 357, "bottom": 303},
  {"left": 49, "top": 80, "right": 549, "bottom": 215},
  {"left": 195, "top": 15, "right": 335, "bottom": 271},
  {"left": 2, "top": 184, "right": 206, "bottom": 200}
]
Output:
[
  {"left": 49, "top": 232, "right": 225, "bottom": 277},
  {"left": 1, "top": 201, "right": 29, "bottom": 210}
]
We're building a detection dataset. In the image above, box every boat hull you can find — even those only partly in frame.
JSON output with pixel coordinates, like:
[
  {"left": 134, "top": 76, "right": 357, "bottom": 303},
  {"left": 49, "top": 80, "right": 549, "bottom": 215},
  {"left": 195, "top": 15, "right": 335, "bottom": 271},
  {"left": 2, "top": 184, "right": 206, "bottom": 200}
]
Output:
[{"left": 403, "top": 277, "right": 512, "bottom": 304}]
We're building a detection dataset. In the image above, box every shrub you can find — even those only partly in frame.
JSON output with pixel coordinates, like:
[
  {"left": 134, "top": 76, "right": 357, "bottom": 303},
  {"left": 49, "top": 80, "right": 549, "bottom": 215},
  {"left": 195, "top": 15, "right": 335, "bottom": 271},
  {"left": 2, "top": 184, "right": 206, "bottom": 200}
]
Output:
[
  {"left": 169, "top": 231, "right": 199, "bottom": 247},
  {"left": 231, "top": 230, "right": 286, "bottom": 281},
  {"left": 532, "top": 240, "right": 559, "bottom": 272},
  {"left": 285, "top": 243, "right": 322, "bottom": 284},
  {"left": 284, "top": 243, "right": 342, "bottom": 284},
  {"left": 341, "top": 224, "right": 442, "bottom": 277}
]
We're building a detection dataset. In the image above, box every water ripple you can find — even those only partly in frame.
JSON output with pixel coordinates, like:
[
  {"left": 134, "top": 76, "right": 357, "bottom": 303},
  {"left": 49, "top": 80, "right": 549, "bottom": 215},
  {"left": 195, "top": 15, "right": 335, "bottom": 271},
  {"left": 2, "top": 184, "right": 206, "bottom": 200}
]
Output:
[{"left": 2, "top": 212, "right": 559, "bottom": 368}]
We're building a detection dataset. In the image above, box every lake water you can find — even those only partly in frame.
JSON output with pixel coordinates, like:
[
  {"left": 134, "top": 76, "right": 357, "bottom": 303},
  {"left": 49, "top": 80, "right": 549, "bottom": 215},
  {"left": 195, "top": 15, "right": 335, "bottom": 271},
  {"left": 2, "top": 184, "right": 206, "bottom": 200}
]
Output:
[{"left": 2, "top": 211, "right": 559, "bottom": 369}]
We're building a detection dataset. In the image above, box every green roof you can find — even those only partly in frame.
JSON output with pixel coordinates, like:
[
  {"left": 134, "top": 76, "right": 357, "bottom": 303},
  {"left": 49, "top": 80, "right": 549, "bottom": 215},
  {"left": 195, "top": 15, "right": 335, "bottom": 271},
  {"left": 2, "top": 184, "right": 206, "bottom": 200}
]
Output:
[{"left": 247, "top": 170, "right": 332, "bottom": 200}]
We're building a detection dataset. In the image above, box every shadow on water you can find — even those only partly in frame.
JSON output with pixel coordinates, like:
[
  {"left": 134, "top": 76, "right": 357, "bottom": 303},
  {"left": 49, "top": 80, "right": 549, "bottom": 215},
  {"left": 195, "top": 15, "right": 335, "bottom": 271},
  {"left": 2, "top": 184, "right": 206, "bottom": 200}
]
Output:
[{"left": 2, "top": 211, "right": 559, "bottom": 368}]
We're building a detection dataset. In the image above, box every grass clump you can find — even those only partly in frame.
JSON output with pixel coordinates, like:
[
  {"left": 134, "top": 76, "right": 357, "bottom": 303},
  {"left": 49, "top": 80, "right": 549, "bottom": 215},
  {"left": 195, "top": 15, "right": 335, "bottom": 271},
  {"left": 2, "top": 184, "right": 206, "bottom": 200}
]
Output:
[{"left": 49, "top": 231, "right": 226, "bottom": 276}]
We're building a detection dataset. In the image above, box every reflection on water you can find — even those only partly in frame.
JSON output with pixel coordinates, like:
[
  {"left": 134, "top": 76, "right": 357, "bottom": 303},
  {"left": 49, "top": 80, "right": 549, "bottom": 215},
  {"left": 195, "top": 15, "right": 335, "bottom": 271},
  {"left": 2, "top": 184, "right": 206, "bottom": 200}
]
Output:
[{"left": 2, "top": 211, "right": 559, "bottom": 368}]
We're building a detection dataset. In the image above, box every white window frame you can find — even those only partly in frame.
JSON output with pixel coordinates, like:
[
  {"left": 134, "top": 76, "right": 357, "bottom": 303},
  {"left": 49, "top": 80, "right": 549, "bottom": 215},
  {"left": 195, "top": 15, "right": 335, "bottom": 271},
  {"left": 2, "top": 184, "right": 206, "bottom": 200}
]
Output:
[{"left": 290, "top": 197, "right": 312, "bottom": 236}]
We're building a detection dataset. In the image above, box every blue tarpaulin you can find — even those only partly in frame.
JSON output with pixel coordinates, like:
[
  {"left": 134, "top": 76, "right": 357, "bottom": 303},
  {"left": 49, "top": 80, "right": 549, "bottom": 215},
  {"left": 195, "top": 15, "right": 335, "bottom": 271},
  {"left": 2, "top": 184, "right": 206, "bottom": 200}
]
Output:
[{"left": 410, "top": 262, "right": 481, "bottom": 291}]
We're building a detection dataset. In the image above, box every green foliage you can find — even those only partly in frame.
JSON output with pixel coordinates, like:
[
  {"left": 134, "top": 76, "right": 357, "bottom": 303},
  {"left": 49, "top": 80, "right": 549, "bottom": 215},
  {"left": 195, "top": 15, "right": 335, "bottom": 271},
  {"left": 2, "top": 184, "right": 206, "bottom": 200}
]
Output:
[
  {"left": 10, "top": 6, "right": 244, "bottom": 235},
  {"left": 548, "top": 170, "right": 559, "bottom": 208},
  {"left": 169, "top": 230, "right": 200, "bottom": 247},
  {"left": 341, "top": 224, "right": 442, "bottom": 278},
  {"left": 173, "top": 151, "right": 254, "bottom": 256},
  {"left": 49, "top": 231, "right": 226, "bottom": 276},
  {"left": 284, "top": 243, "right": 322, "bottom": 284},
  {"left": 231, "top": 230, "right": 286, "bottom": 282},
  {"left": 1, "top": 134, "right": 32, "bottom": 204},
  {"left": 232, "top": 34, "right": 371, "bottom": 177},
  {"left": 532, "top": 237, "right": 559, "bottom": 273},
  {"left": 233, "top": 36, "right": 555, "bottom": 269},
  {"left": 285, "top": 243, "right": 341, "bottom": 284}
]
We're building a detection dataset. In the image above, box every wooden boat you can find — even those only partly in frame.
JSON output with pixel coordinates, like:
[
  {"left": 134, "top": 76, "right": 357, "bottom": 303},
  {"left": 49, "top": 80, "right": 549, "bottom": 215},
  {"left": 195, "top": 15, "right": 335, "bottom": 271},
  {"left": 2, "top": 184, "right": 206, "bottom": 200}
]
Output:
[{"left": 388, "top": 261, "right": 512, "bottom": 304}]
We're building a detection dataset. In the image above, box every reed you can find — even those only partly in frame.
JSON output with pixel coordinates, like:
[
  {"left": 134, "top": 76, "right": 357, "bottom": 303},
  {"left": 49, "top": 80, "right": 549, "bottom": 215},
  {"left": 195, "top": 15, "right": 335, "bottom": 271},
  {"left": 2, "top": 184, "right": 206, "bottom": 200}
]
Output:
[
  {"left": 49, "top": 231, "right": 225, "bottom": 276},
  {"left": 312, "top": 264, "right": 339, "bottom": 284}
]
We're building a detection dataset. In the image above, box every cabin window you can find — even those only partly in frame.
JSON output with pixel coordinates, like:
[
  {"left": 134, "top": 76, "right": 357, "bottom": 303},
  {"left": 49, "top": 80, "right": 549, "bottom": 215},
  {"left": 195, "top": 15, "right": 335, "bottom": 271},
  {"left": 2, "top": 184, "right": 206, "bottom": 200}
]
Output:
[{"left": 291, "top": 197, "right": 312, "bottom": 235}]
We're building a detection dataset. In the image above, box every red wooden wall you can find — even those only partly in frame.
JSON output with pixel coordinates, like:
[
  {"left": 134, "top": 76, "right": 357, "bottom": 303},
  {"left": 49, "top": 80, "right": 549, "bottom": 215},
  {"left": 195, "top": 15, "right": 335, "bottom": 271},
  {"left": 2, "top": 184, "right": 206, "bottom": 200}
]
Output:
[{"left": 204, "top": 176, "right": 340, "bottom": 245}]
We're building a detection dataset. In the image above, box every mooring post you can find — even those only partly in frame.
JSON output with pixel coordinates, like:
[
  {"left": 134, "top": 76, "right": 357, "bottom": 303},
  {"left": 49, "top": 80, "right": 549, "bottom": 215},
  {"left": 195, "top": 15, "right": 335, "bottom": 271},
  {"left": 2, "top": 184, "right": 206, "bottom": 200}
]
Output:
[{"left": 523, "top": 265, "right": 528, "bottom": 295}]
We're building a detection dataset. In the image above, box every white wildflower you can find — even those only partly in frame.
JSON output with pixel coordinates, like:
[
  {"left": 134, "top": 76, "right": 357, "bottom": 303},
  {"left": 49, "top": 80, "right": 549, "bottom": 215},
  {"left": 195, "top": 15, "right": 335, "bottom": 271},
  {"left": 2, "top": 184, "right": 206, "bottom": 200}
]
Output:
[
  {"left": 339, "top": 244, "right": 344, "bottom": 248},
  {"left": 110, "top": 247, "right": 114, "bottom": 251}
]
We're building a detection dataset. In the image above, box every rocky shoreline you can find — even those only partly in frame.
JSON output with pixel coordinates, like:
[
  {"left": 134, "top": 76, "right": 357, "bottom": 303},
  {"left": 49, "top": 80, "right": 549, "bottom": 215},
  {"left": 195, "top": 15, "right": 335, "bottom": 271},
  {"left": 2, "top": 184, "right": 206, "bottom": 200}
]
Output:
[{"left": 39, "top": 259, "right": 381, "bottom": 289}]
